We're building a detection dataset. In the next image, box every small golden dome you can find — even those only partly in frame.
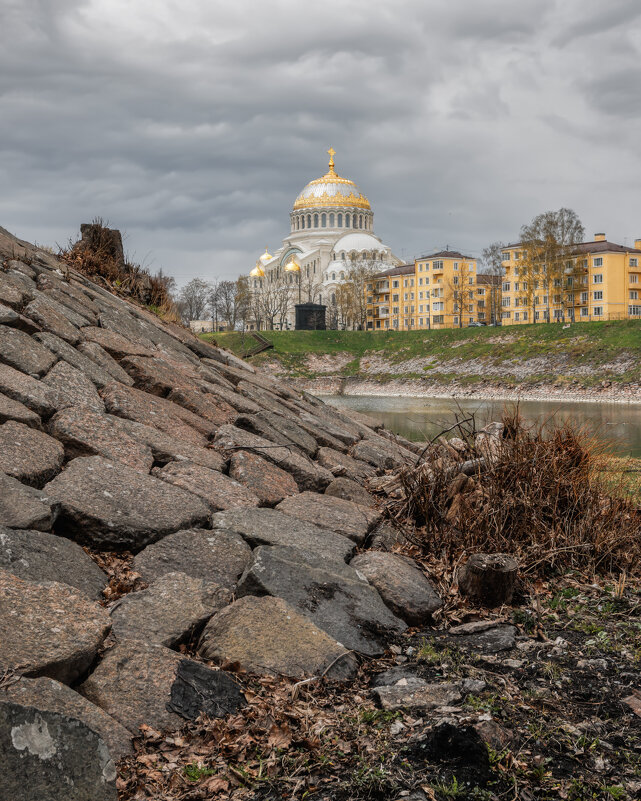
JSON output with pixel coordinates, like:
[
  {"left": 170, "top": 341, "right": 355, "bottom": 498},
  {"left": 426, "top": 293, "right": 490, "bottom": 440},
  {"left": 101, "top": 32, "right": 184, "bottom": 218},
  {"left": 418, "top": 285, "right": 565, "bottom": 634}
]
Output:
[
  {"left": 259, "top": 245, "right": 272, "bottom": 265},
  {"left": 284, "top": 257, "right": 300, "bottom": 273},
  {"left": 293, "top": 148, "right": 371, "bottom": 211},
  {"left": 250, "top": 261, "right": 265, "bottom": 278}
]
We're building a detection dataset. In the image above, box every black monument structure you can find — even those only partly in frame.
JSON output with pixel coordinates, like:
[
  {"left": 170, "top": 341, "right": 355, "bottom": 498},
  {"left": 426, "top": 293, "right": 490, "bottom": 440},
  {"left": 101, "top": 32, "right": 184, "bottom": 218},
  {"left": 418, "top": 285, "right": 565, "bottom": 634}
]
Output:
[{"left": 294, "top": 303, "right": 326, "bottom": 330}]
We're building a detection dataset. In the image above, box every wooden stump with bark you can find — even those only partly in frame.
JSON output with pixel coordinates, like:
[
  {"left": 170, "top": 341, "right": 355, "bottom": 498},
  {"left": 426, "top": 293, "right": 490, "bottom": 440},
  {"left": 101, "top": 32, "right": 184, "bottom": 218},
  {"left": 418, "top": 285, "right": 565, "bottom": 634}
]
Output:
[{"left": 457, "top": 553, "right": 518, "bottom": 607}]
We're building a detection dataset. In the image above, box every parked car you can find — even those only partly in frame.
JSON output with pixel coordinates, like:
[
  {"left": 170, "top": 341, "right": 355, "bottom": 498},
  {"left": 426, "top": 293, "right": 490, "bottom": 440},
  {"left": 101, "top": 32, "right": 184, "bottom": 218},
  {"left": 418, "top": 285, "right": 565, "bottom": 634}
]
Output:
[{"left": 466, "top": 321, "right": 486, "bottom": 327}]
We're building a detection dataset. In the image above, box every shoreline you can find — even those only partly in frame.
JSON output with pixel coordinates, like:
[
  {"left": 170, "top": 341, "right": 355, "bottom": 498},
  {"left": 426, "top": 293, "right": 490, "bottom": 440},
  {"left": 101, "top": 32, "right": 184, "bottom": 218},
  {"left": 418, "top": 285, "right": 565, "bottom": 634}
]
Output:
[{"left": 288, "top": 376, "right": 641, "bottom": 406}]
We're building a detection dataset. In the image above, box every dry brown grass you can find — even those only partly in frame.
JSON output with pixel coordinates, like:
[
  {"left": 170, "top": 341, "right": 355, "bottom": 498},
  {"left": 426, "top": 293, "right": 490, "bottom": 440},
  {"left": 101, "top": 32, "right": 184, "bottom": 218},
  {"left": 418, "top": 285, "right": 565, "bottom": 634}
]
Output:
[
  {"left": 392, "top": 411, "right": 641, "bottom": 576},
  {"left": 59, "top": 219, "right": 177, "bottom": 318}
]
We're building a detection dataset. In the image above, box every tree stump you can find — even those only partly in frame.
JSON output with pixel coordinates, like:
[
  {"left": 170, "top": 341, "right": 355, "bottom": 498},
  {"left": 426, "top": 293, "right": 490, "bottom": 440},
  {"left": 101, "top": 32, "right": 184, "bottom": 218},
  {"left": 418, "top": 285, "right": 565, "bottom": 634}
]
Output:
[{"left": 457, "top": 553, "right": 518, "bottom": 607}]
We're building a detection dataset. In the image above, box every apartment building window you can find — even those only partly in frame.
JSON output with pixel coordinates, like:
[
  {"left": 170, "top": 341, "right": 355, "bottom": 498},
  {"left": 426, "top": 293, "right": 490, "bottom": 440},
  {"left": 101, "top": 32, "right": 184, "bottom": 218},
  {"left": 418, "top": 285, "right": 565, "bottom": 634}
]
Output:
[
  {"left": 514, "top": 298, "right": 520, "bottom": 307},
  {"left": 478, "top": 300, "right": 485, "bottom": 308},
  {"left": 594, "top": 258, "right": 603, "bottom": 267},
  {"left": 514, "top": 267, "right": 520, "bottom": 276},
  {"left": 593, "top": 307, "right": 603, "bottom": 316},
  {"left": 404, "top": 293, "right": 408, "bottom": 301},
  {"left": 535, "top": 311, "right": 540, "bottom": 320},
  {"left": 477, "top": 288, "right": 485, "bottom": 295},
  {"left": 554, "top": 294, "right": 561, "bottom": 304},
  {"left": 553, "top": 310, "right": 563, "bottom": 319},
  {"left": 418, "top": 292, "right": 423, "bottom": 300},
  {"left": 581, "top": 307, "right": 589, "bottom": 317},
  {"left": 580, "top": 292, "right": 588, "bottom": 303},
  {"left": 630, "top": 290, "right": 639, "bottom": 300},
  {"left": 418, "top": 263, "right": 424, "bottom": 272},
  {"left": 392, "top": 280, "right": 399, "bottom": 288},
  {"left": 631, "top": 274, "right": 639, "bottom": 284},
  {"left": 502, "top": 282, "right": 510, "bottom": 292},
  {"left": 502, "top": 252, "right": 510, "bottom": 261},
  {"left": 478, "top": 312, "right": 485, "bottom": 320},
  {"left": 630, "top": 305, "right": 641, "bottom": 316},
  {"left": 631, "top": 258, "right": 639, "bottom": 267},
  {"left": 593, "top": 274, "right": 603, "bottom": 284},
  {"left": 425, "top": 277, "right": 430, "bottom": 285},
  {"left": 410, "top": 293, "right": 415, "bottom": 300},
  {"left": 453, "top": 263, "right": 459, "bottom": 270},
  {"left": 543, "top": 296, "right": 548, "bottom": 305},
  {"left": 433, "top": 302, "right": 444, "bottom": 311},
  {"left": 433, "top": 260, "right": 443, "bottom": 269},
  {"left": 593, "top": 291, "right": 603, "bottom": 300},
  {"left": 433, "top": 315, "right": 444, "bottom": 324},
  {"left": 515, "top": 252, "right": 521, "bottom": 260},
  {"left": 419, "top": 278, "right": 423, "bottom": 286},
  {"left": 522, "top": 311, "right": 528, "bottom": 321},
  {"left": 419, "top": 318, "right": 423, "bottom": 326},
  {"left": 554, "top": 279, "right": 562, "bottom": 287},
  {"left": 468, "top": 304, "right": 474, "bottom": 313},
  {"left": 419, "top": 305, "right": 424, "bottom": 312},
  {"left": 515, "top": 312, "right": 520, "bottom": 321},
  {"left": 502, "top": 311, "right": 511, "bottom": 319},
  {"left": 392, "top": 307, "right": 399, "bottom": 314},
  {"left": 514, "top": 282, "right": 519, "bottom": 291},
  {"left": 425, "top": 263, "right": 430, "bottom": 270},
  {"left": 501, "top": 297, "right": 511, "bottom": 307},
  {"left": 392, "top": 294, "right": 399, "bottom": 302},
  {"left": 453, "top": 276, "right": 459, "bottom": 285}
]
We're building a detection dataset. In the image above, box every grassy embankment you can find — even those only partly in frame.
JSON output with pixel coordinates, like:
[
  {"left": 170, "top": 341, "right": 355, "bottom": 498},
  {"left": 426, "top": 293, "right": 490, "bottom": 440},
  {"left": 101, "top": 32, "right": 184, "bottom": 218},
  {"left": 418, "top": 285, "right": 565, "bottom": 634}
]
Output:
[{"left": 207, "top": 320, "right": 641, "bottom": 387}]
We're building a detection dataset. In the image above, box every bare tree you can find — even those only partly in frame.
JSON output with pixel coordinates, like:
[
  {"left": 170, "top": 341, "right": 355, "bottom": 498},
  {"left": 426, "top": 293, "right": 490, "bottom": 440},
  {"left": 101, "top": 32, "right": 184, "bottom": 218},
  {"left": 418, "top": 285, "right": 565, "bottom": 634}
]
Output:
[
  {"left": 480, "top": 241, "right": 506, "bottom": 276},
  {"left": 177, "top": 278, "right": 211, "bottom": 322},
  {"left": 336, "top": 259, "right": 380, "bottom": 330},
  {"left": 444, "top": 259, "right": 474, "bottom": 327}
]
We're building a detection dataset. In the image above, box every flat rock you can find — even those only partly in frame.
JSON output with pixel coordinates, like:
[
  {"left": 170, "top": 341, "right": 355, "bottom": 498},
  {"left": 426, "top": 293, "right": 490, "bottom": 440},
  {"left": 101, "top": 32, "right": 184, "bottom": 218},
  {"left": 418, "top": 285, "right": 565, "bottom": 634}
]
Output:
[
  {"left": 0, "top": 526, "right": 107, "bottom": 598},
  {"left": 0, "top": 472, "right": 54, "bottom": 530},
  {"left": 0, "top": 420, "right": 64, "bottom": 487},
  {"left": 83, "top": 326, "right": 154, "bottom": 358},
  {"left": 316, "top": 446, "right": 378, "bottom": 482},
  {"left": 0, "top": 570, "right": 110, "bottom": 683},
  {"left": 449, "top": 624, "right": 517, "bottom": 654},
  {"left": 111, "top": 417, "right": 226, "bottom": 472},
  {"left": 167, "top": 385, "right": 237, "bottom": 427},
  {"left": 153, "top": 461, "right": 259, "bottom": 511},
  {"left": 250, "top": 411, "right": 318, "bottom": 456},
  {"left": 238, "top": 545, "right": 406, "bottom": 655},
  {"left": 373, "top": 682, "right": 462, "bottom": 711},
  {"left": 371, "top": 667, "right": 426, "bottom": 688},
  {"left": 119, "top": 354, "right": 200, "bottom": 396},
  {"left": 212, "top": 507, "right": 355, "bottom": 563},
  {"left": 0, "top": 363, "right": 63, "bottom": 417},
  {"left": 0, "top": 702, "right": 117, "bottom": 801},
  {"left": 0, "top": 302, "right": 41, "bottom": 333},
  {"left": 0, "top": 325, "right": 57, "bottom": 377},
  {"left": 325, "top": 476, "right": 376, "bottom": 507},
  {"left": 110, "top": 571, "right": 230, "bottom": 647},
  {"left": 134, "top": 528, "right": 252, "bottom": 588},
  {"left": 229, "top": 450, "right": 299, "bottom": 506},
  {"left": 214, "top": 424, "right": 333, "bottom": 492},
  {"left": 349, "top": 437, "right": 416, "bottom": 470},
  {"left": 23, "top": 295, "right": 82, "bottom": 344},
  {"left": 298, "top": 410, "right": 360, "bottom": 447},
  {"left": 101, "top": 381, "right": 212, "bottom": 446},
  {"left": 81, "top": 640, "right": 245, "bottom": 734},
  {"left": 45, "top": 456, "right": 211, "bottom": 551},
  {"left": 236, "top": 380, "right": 293, "bottom": 416},
  {"left": 0, "top": 676, "right": 132, "bottom": 761},
  {"left": 97, "top": 307, "right": 157, "bottom": 350},
  {"left": 48, "top": 407, "right": 153, "bottom": 471},
  {"left": 35, "top": 331, "right": 115, "bottom": 388},
  {"left": 77, "top": 340, "right": 135, "bottom": 385},
  {"left": 198, "top": 595, "right": 358, "bottom": 679},
  {"left": 199, "top": 376, "right": 261, "bottom": 414},
  {"left": 43, "top": 360, "right": 104, "bottom": 412},
  {"left": 276, "top": 492, "right": 380, "bottom": 544},
  {"left": 37, "top": 272, "right": 101, "bottom": 317},
  {"left": 350, "top": 551, "right": 442, "bottom": 625},
  {"left": 0, "top": 391, "right": 41, "bottom": 427},
  {"left": 0, "top": 273, "right": 32, "bottom": 307}
]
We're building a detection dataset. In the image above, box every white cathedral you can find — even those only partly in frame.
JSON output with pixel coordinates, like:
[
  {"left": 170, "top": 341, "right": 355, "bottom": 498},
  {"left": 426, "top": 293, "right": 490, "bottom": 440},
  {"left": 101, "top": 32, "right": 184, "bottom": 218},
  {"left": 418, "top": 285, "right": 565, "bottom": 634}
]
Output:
[{"left": 248, "top": 149, "right": 401, "bottom": 329}]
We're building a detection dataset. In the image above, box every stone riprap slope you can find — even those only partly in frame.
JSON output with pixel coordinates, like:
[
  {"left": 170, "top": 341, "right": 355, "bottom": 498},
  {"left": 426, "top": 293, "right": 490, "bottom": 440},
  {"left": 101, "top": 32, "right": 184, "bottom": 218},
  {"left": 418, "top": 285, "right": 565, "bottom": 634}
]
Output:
[{"left": 0, "top": 226, "right": 441, "bottom": 790}]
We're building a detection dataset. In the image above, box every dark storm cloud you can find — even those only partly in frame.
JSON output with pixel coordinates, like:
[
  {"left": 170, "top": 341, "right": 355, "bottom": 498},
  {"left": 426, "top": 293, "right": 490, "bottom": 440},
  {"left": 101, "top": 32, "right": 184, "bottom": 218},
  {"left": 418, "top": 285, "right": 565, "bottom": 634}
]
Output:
[{"left": 1, "top": 0, "right": 640, "bottom": 283}]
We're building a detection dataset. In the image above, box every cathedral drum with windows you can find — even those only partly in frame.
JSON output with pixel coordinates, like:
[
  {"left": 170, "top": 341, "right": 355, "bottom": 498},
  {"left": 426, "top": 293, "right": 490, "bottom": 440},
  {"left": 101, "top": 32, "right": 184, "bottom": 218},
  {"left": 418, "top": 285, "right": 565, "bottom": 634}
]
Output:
[{"left": 248, "top": 149, "right": 400, "bottom": 329}]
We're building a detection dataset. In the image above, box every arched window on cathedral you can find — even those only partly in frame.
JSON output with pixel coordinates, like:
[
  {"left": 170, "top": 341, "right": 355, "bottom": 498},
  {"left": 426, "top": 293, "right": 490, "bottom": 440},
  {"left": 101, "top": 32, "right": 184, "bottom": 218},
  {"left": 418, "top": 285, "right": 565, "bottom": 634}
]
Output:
[
  {"left": 338, "top": 213, "right": 343, "bottom": 227},
  {"left": 353, "top": 213, "right": 357, "bottom": 228},
  {"left": 345, "top": 214, "right": 350, "bottom": 228},
  {"left": 301, "top": 216, "right": 305, "bottom": 229},
  {"left": 332, "top": 272, "right": 336, "bottom": 281},
  {"left": 340, "top": 271, "right": 345, "bottom": 279},
  {"left": 314, "top": 214, "right": 319, "bottom": 227},
  {"left": 307, "top": 214, "right": 311, "bottom": 228},
  {"left": 321, "top": 213, "right": 326, "bottom": 228},
  {"left": 318, "top": 293, "right": 322, "bottom": 304},
  {"left": 331, "top": 293, "right": 336, "bottom": 305},
  {"left": 341, "top": 252, "right": 345, "bottom": 260},
  {"left": 329, "top": 213, "right": 334, "bottom": 227},
  {"left": 359, "top": 215, "right": 363, "bottom": 229}
]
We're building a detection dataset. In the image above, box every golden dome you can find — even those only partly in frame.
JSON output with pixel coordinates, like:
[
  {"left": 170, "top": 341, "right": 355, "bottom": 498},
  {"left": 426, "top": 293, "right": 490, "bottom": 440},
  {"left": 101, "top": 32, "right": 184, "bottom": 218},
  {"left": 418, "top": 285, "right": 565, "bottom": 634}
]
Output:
[
  {"left": 284, "top": 256, "right": 300, "bottom": 272},
  {"left": 250, "top": 261, "right": 265, "bottom": 278},
  {"left": 293, "top": 148, "right": 371, "bottom": 211},
  {"left": 259, "top": 245, "right": 272, "bottom": 265}
]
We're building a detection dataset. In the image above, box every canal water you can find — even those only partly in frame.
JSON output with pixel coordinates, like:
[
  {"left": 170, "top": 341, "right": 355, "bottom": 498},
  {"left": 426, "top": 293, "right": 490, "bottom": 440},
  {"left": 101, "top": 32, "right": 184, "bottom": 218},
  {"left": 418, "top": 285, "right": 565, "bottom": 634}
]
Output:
[{"left": 322, "top": 395, "right": 641, "bottom": 458}]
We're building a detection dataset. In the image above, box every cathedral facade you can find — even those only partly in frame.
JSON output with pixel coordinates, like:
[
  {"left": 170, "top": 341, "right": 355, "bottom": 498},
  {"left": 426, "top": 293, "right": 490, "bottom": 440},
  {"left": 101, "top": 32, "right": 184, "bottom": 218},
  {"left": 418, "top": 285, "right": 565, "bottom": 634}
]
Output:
[{"left": 248, "top": 149, "right": 400, "bottom": 329}]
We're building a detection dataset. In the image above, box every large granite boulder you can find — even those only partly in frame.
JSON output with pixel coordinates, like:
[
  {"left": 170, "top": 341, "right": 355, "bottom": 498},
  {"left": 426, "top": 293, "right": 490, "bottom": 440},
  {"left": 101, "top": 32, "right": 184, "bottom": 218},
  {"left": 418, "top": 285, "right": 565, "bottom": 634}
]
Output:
[
  {"left": 237, "top": 545, "right": 406, "bottom": 655},
  {"left": 34, "top": 331, "right": 115, "bottom": 388},
  {"left": 152, "top": 461, "right": 260, "bottom": 511},
  {"left": 81, "top": 641, "right": 245, "bottom": 734},
  {"left": 325, "top": 476, "right": 376, "bottom": 506},
  {"left": 0, "top": 363, "right": 64, "bottom": 417},
  {"left": 349, "top": 437, "right": 416, "bottom": 469},
  {"left": 198, "top": 595, "right": 358, "bottom": 679},
  {"left": 0, "top": 702, "right": 117, "bottom": 801},
  {"left": 45, "top": 456, "right": 211, "bottom": 550},
  {"left": 48, "top": 407, "right": 154, "bottom": 470},
  {"left": 23, "top": 294, "right": 83, "bottom": 344},
  {"left": 42, "top": 360, "right": 105, "bottom": 413},
  {"left": 276, "top": 492, "right": 380, "bottom": 544},
  {"left": 110, "top": 572, "right": 230, "bottom": 647},
  {"left": 0, "top": 472, "right": 54, "bottom": 530},
  {"left": 0, "top": 526, "right": 107, "bottom": 599},
  {"left": 229, "top": 450, "right": 299, "bottom": 506},
  {"left": 350, "top": 551, "right": 442, "bottom": 625},
  {"left": 0, "top": 676, "right": 132, "bottom": 761},
  {"left": 0, "top": 420, "right": 64, "bottom": 488},
  {"left": 77, "top": 340, "right": 135, "bottom": 385},
  {"left": 0, "top": 324, "right": 57, "bottom": 377},
  {"left": 0, "top": 391, "right": 41, "bottom": 428},
  {"left": 134, "top": 528, "right": 252, "bottom": 588},
  {"left": 211, "top": 507, "right": 355, "bottom": 563},
  {"left": 0, "top": 571, "right": 110, "bottom": 683},
  {"left": 316, "top": 446, "right": 378, "bottom": 482},
  {"left": 83, "top": 326, "right": 153, "bottom": 359}
]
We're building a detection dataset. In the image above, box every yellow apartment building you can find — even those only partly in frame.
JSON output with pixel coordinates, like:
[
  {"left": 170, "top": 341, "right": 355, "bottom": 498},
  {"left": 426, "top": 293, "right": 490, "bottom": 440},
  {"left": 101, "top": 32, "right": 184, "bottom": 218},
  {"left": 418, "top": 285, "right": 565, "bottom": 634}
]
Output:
[
  {"left": 500, "top": 234, "right": 641, "bottom": 325},
  {"left": 366, "top": 250, "right": 493, "bottom": 330}
]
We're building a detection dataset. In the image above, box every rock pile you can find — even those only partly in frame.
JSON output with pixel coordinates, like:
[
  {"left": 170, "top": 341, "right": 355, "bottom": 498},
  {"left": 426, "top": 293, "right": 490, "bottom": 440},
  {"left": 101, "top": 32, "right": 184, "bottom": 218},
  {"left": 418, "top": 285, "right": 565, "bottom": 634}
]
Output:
[{"left": 0, "top": 226, "right": 443, "bottom": 787}]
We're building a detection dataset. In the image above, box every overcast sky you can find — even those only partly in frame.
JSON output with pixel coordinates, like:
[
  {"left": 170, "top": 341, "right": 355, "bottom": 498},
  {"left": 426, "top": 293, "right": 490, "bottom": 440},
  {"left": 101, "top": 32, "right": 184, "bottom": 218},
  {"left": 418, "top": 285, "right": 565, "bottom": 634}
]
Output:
[{"left": 2, "top": 0, "right": 640, "bottom": 286}]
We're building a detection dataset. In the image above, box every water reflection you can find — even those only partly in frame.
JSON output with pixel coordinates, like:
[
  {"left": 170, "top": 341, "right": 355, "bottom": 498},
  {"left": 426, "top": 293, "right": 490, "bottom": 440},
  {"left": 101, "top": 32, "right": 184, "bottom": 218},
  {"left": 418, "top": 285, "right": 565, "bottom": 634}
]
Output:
[{"left": 321, "top": 395, "right": 641, "bottom": 458}]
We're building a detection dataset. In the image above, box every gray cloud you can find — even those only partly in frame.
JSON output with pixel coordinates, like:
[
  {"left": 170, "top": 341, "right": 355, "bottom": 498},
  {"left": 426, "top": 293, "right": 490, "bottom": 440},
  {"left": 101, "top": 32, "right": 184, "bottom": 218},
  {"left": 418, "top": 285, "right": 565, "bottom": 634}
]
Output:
[{"left": 1, "top": 0, "right": 640, "bottom": 284}]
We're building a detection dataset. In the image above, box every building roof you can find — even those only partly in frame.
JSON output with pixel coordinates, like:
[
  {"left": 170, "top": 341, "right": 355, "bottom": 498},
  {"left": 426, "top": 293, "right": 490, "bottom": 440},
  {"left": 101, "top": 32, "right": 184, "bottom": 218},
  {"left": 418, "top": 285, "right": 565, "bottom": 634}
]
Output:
[
  {"left": 333, "top": 232, "right": 385, "bottom": 253},
  {"left": 418, "top": 250, "right": 474, "bottom": 260},
  {"left": 503, "top": 239, "right": 641, "bottom": 255},
  {"left": 372, "top": 263, "right": 414, "bottom": 279}
]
